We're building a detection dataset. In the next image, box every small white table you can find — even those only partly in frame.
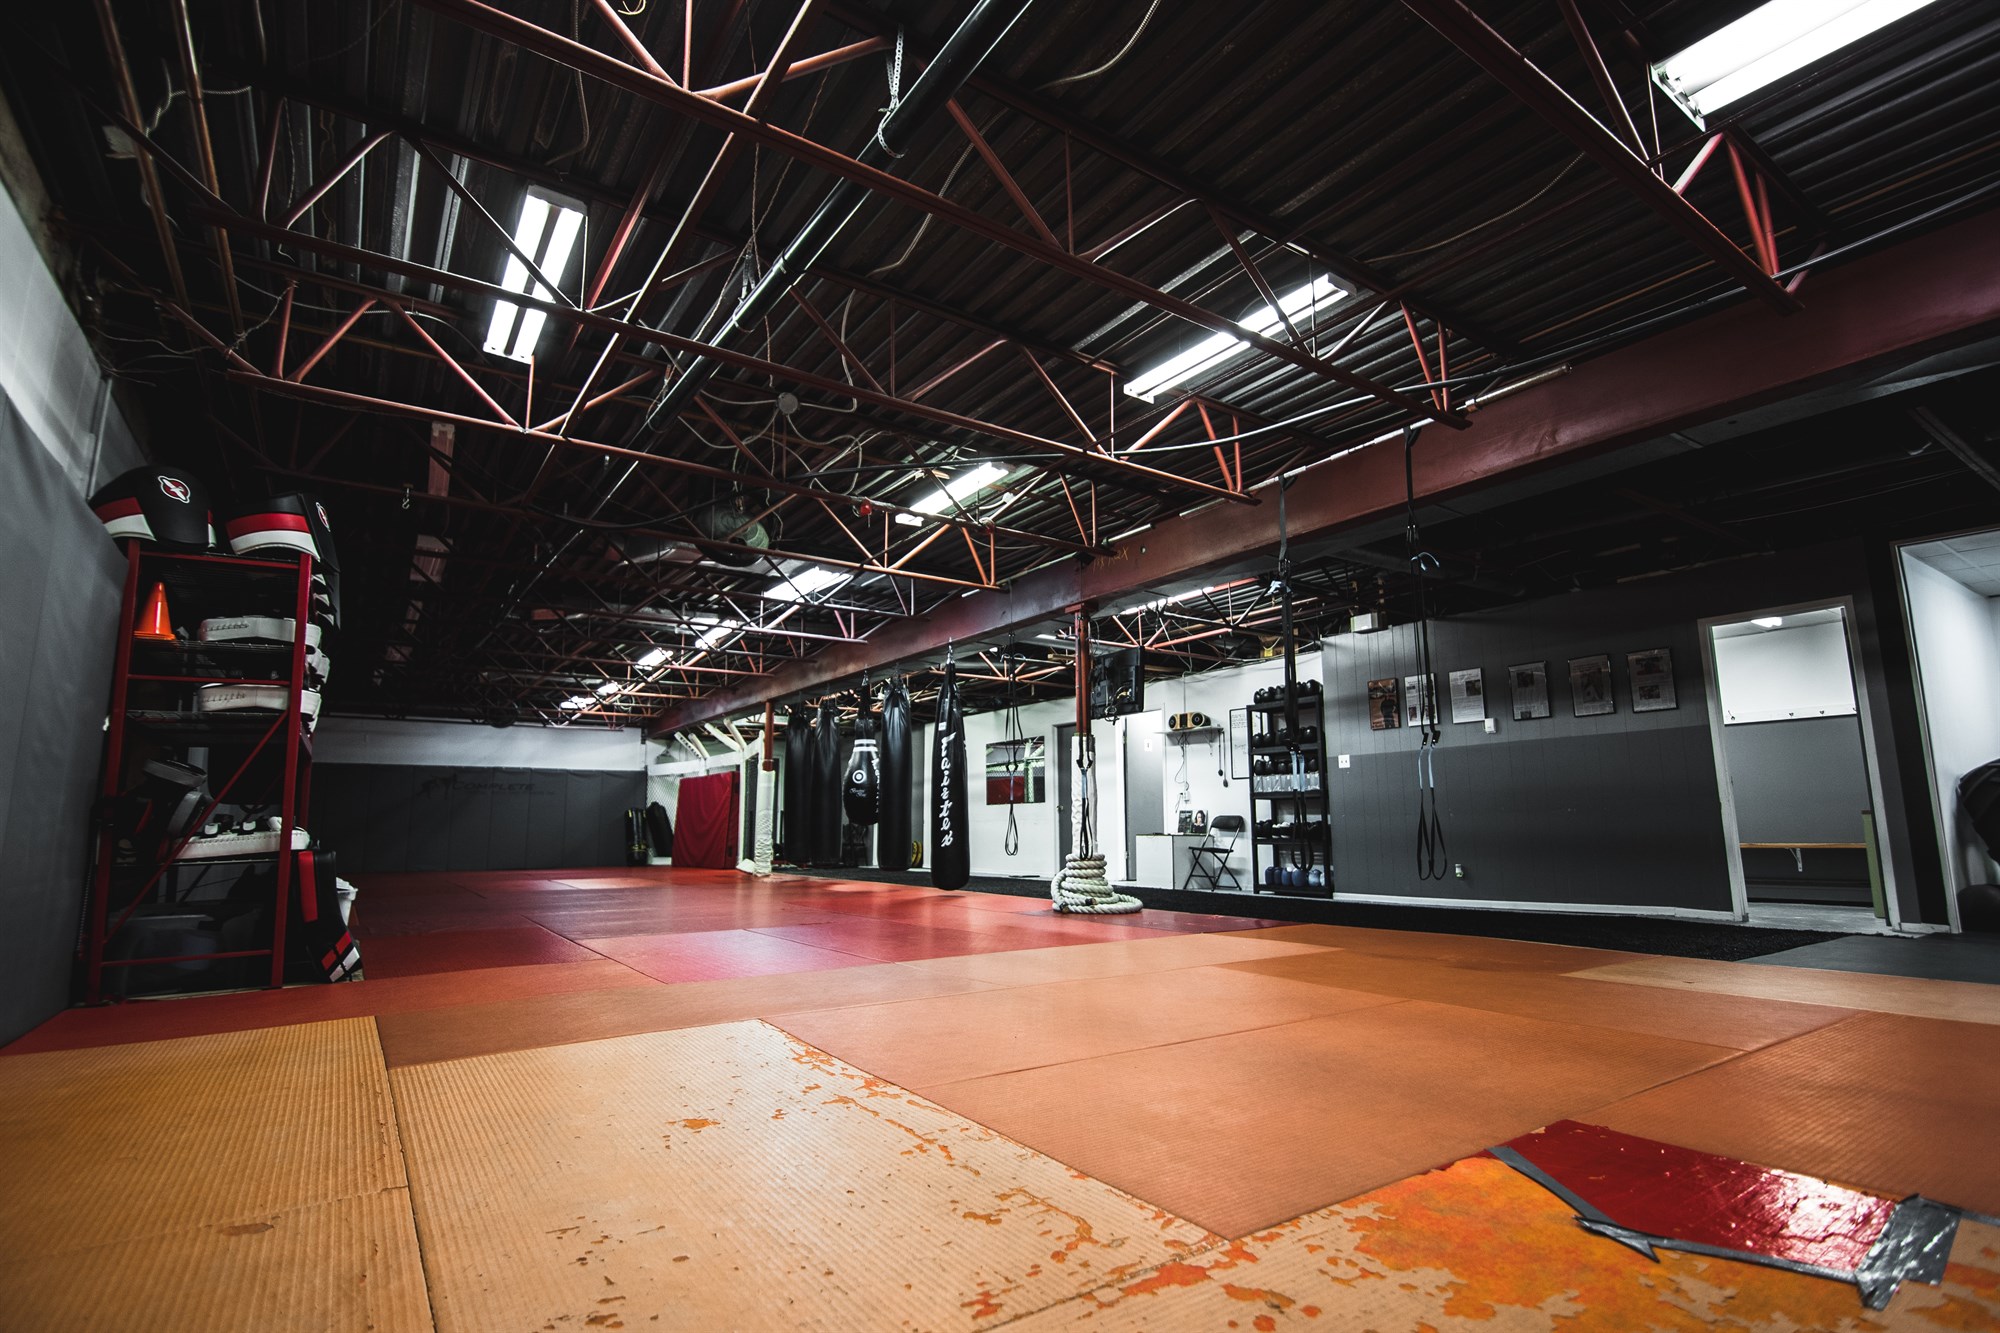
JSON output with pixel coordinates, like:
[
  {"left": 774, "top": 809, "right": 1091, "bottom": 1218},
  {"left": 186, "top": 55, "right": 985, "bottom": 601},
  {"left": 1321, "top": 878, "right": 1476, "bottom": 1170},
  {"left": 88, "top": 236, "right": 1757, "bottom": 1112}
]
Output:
[{"left": 1132, "top": 833, "right": 1219, "bottom": 889}]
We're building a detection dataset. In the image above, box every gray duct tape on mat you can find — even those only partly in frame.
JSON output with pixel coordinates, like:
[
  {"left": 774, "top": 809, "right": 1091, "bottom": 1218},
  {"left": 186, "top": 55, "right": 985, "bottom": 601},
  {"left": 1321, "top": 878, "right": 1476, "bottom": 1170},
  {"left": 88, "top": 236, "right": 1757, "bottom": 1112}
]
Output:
[{"left": 1491, "top": 1147, "right": 1970, "bottom": 1309}]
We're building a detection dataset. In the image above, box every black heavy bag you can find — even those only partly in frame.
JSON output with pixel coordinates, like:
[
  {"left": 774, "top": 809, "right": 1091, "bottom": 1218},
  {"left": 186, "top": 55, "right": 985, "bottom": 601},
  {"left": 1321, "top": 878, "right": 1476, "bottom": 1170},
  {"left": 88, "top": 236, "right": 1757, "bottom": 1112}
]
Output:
[
  {"left": 625, "top": 808, "right": 649, "bottom": 865},
  {"left": 931, "top": 662, "right": 970, "bottom": 891},
  {"left": 813, "top": 699, "right": 843, "bottom": 866},
  {"left": 844, "top": 711, "right": 881, "bottom": 825},
  {"left": 879, "top": 679, "right": 913, "bottom": 870},
  {"left": 783, "top": 705, "right": 811, "bottom": 863},
  {"left": 645, "top": 800, "right": 674, "bottom": 860}
]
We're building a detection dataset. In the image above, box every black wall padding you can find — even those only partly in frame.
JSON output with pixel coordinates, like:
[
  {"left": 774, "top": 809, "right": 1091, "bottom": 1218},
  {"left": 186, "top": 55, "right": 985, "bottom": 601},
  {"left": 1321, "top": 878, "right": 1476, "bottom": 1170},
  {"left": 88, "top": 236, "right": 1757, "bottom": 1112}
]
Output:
[
  {"left": 931, "top": 664, "right": 970, "bottom": 891},
  {"left": 812, "top": 700, "right": 842, "bottom": 866},
  {"left": 782, "top": 705, "right": 810, "bottom": 863},
  {"left": 312, "top": 765, "right": 643, "bottom": 873},
  {"left": 878, "top": 680, "right": 912, "bottom": 871},
  {"left": 844, "top": 711, "right": 880, "bottom": 825},
  {"left": 0, "top": 404, "right": 127, "bottom": 1045}
]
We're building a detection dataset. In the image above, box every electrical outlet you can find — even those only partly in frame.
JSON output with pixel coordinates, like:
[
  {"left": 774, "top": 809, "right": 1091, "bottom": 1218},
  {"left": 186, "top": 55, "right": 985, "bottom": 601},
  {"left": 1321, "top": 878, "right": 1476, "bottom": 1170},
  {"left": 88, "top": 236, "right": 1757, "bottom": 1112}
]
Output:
[
  {"left": 1337, "top": 754, "right": 1351, "bottom": 769},
  {"left": 1453, "top": 862, "right": 1466, "bottom": 879}
]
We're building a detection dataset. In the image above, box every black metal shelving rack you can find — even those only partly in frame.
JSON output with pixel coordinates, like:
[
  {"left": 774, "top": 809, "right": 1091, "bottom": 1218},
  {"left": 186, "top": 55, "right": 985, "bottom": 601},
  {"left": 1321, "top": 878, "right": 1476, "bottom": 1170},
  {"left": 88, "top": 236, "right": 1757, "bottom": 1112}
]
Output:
[
  {"left": 1247, "top": 692, "right": 1333, "bottom": 896},
  {"left": 84, "top": 545, "right": 319, "bottom": 1002}
]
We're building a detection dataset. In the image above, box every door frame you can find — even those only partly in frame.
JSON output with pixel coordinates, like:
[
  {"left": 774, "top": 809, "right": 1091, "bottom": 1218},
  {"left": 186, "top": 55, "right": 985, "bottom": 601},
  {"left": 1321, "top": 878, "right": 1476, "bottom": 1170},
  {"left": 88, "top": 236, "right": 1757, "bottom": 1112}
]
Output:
[
  {"left": 1892, "top": 541, "right": 1969, "bottom": 934},
  {"left": 1697, "top": 596, "right": 1904, "bottom": 929}
]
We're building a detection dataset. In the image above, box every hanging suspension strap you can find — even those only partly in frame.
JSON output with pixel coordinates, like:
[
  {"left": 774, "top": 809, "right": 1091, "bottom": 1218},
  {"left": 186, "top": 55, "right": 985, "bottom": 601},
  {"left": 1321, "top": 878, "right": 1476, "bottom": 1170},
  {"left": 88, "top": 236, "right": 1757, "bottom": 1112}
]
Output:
[
  {"left": 1002, "top": 644, "right": 1023, "bottom": 857},
  {"left": 1406, "top": 426, "right": 1449, "bottom": 881}
]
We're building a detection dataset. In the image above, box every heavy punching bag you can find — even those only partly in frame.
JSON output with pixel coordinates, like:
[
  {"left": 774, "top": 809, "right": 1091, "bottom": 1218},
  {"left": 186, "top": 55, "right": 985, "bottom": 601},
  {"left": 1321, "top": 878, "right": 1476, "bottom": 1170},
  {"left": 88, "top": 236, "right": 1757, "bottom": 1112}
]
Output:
[
  {"left": 844, "top": 708, "right": 881, "bottom": 826},
  {"left": 931, "top": 661, "right": 970, "bottom": 891},
  {"left": 813, "top": 698, "right": 842, "bottom": 866},
  {"left": 878, "top": 678, "right": 912, "bottom": 871},
  {"left": 783, "top": 705, "right": 810, "bottom": 864}
]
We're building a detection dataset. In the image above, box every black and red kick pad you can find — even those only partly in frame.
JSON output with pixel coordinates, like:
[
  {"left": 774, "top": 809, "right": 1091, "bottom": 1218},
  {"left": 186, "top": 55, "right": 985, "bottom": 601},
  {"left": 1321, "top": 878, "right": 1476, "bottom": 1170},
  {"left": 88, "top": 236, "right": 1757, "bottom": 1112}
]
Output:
[{"left": 289, "top": 849, "right": 360, "bottom": 983}]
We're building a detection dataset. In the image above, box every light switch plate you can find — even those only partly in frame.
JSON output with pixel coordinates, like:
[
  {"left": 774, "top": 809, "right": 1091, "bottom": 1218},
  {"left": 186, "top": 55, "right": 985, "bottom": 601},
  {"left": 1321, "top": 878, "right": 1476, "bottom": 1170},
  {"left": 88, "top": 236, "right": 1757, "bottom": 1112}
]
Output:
[{"left": 1482, "top": 718, "right": 1496, "bottom": 734}]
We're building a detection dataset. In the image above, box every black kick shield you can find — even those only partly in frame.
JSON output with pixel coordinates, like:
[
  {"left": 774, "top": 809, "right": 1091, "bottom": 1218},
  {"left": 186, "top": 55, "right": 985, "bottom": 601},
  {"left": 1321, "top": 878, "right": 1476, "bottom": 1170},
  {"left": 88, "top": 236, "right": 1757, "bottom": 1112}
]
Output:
[
  {"left": 878, "top": 679, "right": 913, "bottom": 871},
  {"left": 931, "top": 663, "right": 970, "bottom": 891}
]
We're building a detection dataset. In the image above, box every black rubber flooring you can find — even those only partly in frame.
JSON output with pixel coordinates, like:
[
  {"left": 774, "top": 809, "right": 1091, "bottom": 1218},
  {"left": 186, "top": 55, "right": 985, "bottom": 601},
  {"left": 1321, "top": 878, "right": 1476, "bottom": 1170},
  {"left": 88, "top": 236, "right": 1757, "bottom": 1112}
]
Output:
[
  {"left": 792, "top": 866, "right": 1843, "bottom": 963},
  {"left": 1749, "top": 931, "right": 2000, "bottom": 983}
]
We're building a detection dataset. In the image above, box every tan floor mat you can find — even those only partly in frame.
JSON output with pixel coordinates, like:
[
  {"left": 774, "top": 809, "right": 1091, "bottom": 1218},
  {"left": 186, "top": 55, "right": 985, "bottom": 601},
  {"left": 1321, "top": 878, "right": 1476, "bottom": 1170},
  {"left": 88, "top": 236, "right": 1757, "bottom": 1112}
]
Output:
[
  {"left": 390, "top": 1018, "right": 1217, "bottom": 1331},
  {"left": 1590, "top": 1011, "right": 2000, "bottom": 1215},
  {"left": 1571, "top": 955, "right": 2000, "bottom": 1024},
  {"left": 916, "top": 999, "right": 1739, "bottom": 1239},
  {"left": 0, "top": 1018, "right": 430, "bottom": 1330}
]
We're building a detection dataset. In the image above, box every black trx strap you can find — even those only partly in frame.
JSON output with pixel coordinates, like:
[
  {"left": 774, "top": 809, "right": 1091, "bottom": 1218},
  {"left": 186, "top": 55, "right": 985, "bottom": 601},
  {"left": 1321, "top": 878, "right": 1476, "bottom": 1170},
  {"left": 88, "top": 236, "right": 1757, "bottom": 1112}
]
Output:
[
  {"left": 1001, "top": 643, "right": 1023, "bottom": 857},
  {"left": 1406, "top": 426, "right": 1449, "bottom": 881}
]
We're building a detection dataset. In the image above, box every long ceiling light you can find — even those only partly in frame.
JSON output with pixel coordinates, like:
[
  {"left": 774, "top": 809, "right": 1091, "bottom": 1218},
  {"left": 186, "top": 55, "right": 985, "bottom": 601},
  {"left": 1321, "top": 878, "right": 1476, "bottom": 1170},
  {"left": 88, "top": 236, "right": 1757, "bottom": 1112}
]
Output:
[
  {"left": 483, "top": 191, "right": 585, "bottom": 363},
  {"left": 892, "top": 461, "right": 1009, "bottom": 527},
  {"left": 763, "top": 565, "right": 851, "bottom": 602},
  {"left": 1652, "top": 0, "right": 1945, "bottom": 124},
  {"left": 635, "top": 646, "right": 670, "bottom": 668},
  {"left": 1122, "top": 274, "right": 1346, "bottom": 403}
]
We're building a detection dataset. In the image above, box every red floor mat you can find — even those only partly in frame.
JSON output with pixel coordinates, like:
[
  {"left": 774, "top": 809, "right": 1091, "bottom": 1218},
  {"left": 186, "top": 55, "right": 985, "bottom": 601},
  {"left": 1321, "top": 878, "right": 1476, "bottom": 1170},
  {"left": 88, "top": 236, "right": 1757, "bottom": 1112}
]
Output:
[
  {"left": 355, "top": 924, "right": 604, "bottom": 977},
  {"left": 576, "top": 929, "right": 875, "bottom": 982}
]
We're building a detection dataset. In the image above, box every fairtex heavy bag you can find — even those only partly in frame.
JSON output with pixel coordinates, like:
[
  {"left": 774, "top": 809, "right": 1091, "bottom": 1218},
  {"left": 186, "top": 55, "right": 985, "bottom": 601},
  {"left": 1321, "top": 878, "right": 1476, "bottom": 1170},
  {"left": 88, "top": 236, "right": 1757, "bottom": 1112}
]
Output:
[
  {"left": 930, "top": 662, "right": 970, "bottom": 891},
  {"left": 844, "top": 710, "right": 881, "bottom": 825},
  {"left": 812, "top": 698, "right": 842, "bottom": 866},
  {"left": 783, "top": 705, "right": 810, "bottom": 863},
  {"left": 878, "top": 679, "right": 913, "bottom": 871}
]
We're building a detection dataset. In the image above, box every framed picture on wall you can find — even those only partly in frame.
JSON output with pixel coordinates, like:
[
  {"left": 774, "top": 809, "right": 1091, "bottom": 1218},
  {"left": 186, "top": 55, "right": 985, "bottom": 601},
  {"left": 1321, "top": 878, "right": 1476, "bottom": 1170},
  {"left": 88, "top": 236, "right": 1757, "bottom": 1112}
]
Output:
[
  {"left": 1449, "top": 668, "right": 1486, "bottom": 724},
  {"left": 1228, "top": 707, "right": 1252, "bottom": 780},
  {"left": 1367, "top": 677, "right": 1402, "bottom": 731},
  {"left": 1568, "top": 654, "right": 1615, "bottom": 717},
  {"left": 1509, "top": 661, "right": 1551, "bottom": 720},
  {"left": 1404, "top": 673, "right": 1438, "bottom": 729},
  {"left": 1628, "top": 648, "right": 1678, "bottom": 712}
]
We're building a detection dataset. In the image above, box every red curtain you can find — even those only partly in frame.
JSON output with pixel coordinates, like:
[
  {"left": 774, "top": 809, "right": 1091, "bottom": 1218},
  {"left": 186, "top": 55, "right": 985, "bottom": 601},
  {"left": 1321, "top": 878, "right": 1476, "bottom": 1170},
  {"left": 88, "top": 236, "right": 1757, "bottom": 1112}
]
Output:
[{"left": 673, "top": 771, "right": 739, "bottom": 868}]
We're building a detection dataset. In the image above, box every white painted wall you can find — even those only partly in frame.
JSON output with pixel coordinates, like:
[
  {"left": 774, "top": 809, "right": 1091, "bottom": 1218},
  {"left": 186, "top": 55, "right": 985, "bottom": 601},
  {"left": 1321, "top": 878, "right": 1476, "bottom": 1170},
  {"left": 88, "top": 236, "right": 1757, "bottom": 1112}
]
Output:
[
  {"left": 1901, "top": 553, "right": 2000, "bottom": 906},
  {"left": 314, "top": 716, "right": 648, "bottom": 769},
  {"left": 1712, "top": 619, "right": 1857, "bottom": 723}
]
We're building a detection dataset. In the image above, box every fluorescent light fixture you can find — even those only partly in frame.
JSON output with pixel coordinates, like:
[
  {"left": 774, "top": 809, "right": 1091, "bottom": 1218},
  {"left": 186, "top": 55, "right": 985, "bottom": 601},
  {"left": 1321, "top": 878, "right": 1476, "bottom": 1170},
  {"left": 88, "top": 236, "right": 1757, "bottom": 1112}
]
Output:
[
  {"left": 635, "top": 647, "right": 669, "bottom": 668},
  {"left": 558, "top": 695, "right": 592, "bottom": 710},
  {"left": 694, "top": 623, "right": 735, "bottom": 650},
  {"left": 763, "top": 565, "right": 851, "bottom": 602},
  {"left": 893, "top": 462, "right": 1009, "bottom": 526},
  {"left": 594, "top": 681, "right": 623, "bottom": 697},
  {"left": 1652, "top": 0, "right": 1943, "bottom": 123},
  {"left": 1123, "top": 275, "right": 1346, "bottom": 403},
  {"left": 1752, "top": 616, "right": 1785, "bottom": 629},
  {"left": 483, "top": 191, "right": 585, "bottom": 363}
]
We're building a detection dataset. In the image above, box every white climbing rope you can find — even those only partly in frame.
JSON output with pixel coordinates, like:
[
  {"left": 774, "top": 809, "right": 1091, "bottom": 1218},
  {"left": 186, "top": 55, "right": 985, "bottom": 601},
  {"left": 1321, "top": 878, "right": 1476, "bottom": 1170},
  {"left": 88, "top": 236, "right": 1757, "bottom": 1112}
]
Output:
[{"left": 1051, "top": 853, "right": 1141, "bottom": 914}]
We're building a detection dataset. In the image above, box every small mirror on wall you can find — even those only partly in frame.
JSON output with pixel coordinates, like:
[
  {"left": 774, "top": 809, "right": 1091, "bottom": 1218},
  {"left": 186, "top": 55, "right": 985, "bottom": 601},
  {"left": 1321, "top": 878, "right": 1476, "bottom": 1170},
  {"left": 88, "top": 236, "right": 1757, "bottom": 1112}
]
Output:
[{"left": 984, "top": 737, "right": 1046, "bottom": 804}]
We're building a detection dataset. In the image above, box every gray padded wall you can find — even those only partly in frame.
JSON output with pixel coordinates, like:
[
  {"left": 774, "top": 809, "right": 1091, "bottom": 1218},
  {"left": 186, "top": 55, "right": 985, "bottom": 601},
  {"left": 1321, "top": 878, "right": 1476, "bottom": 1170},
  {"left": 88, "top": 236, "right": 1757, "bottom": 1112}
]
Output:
[
  {"left": 0, "top": 403, "right": 125, "bottom": 1044},
  {"left": 1722, "top": 717, "right": 1872, "bottom": 845},
  {"left": 311, "top": 765, "right": 644, "bottom": 873},
  {"left": 1314, "top": 542, "right": 1928, "bottom": 915}
]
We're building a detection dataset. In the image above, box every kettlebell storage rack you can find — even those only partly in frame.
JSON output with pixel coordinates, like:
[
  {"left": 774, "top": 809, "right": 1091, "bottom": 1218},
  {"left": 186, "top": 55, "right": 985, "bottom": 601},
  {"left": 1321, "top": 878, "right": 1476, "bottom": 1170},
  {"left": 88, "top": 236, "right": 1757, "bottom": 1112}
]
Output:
[
  {"left": 1247, "top": 684, "right": 1334, "bottom": 896},
  {"left": 83, "top": 544, "right": 321, "bottom": 1002}
]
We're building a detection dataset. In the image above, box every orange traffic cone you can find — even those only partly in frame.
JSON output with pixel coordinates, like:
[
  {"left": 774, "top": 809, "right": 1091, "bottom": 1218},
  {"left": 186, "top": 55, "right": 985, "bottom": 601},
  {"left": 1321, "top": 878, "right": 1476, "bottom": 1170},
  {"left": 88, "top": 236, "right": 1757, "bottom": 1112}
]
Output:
[{"left": 134, "top": 581, "right": 175, "bottom": 641}]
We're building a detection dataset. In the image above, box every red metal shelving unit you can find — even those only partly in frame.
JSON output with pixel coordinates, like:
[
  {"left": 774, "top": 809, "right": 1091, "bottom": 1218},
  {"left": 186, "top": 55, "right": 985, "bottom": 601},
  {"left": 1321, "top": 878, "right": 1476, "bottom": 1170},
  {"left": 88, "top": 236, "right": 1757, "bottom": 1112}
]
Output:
[{"left": 84, "top": 544, "right": 318, "bottom": 1002}]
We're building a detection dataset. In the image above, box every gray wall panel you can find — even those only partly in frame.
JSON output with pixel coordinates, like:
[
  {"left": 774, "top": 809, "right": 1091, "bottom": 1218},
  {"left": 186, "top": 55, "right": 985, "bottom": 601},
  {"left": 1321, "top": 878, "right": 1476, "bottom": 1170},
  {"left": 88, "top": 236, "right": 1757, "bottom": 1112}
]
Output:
[
  {"left": 1314, "top": 542, "right": 1928, "bottom": 916},
  {"left": 1723, "top": 717, "right": 1872, "bottom": 845},
  {"left": 0, "top": 403, "right": 124, "bottom": 1044},
  {"left": 312, "top": 765, "right": 640, "bottom": 874}
]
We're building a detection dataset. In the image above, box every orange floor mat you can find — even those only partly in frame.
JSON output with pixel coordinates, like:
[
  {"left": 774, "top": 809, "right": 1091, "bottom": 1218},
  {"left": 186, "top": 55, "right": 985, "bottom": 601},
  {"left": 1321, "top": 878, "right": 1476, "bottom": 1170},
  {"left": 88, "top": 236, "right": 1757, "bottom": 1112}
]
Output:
[
  {"left": 355, "top": 922, "right": 606, "bottom": 976},
  {"left": 772, "top": 963, "right": 1404, "bottom": 1089},
  {"left": 390, "top": 1019, "right": 1216, "bottom": 1332},
  {"left": 1590, "top": 1011, "right": 2000, "bottom": 1215},
  {"left": 998, "top": 1153, "right": 2000, "bottom": 1331},
  {"left": 375, "top": 958, "right": 1003, "bottom": 1067},
  {"left": 1221, "top": 948, "right": 1856, "bottom": 1051},
  {"left": 900, "top": 931, "right": 1331, "bottom": 986},
  {"left": 0, "top": 1019, "right": 432, "bottom": 1331},
  {"left": 577, "top": 927, "right": 878, "bottom": 982},
  {"left": 1240, "top": 921, "right": 1648, "bottom": 971},
  {"left": 915, "top": 999, "right": 1738, "bottom": 1239},
  {"left": 2, "top": 958, "right": 657, "bottom": 1055},
  {"left": 1571, "top": 955, "right": 2000, "bottom": 1024}
]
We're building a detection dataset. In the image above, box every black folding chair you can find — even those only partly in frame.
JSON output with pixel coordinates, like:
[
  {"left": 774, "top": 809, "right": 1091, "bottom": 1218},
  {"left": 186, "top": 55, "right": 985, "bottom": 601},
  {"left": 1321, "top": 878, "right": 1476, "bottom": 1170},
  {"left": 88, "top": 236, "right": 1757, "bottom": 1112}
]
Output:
[{"left": 1182, "top": 814, "right": 1245, "bottom": 891}]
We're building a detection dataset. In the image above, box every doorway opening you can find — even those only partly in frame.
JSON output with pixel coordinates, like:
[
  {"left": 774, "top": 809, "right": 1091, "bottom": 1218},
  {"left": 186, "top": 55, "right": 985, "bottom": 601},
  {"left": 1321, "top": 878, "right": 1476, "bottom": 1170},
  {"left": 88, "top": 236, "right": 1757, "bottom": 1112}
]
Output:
[{"left": 1701, "top": 602, "right": 1897, "bottom": 933}]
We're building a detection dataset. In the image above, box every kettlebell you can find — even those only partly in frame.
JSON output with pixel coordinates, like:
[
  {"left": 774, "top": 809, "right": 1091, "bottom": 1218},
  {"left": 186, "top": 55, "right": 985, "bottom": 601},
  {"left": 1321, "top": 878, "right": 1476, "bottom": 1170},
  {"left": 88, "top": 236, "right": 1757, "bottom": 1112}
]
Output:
[{"left": 1264, "top": 864, "right": 1281, "bottom": 889}]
